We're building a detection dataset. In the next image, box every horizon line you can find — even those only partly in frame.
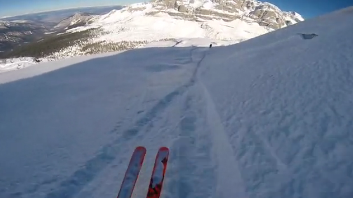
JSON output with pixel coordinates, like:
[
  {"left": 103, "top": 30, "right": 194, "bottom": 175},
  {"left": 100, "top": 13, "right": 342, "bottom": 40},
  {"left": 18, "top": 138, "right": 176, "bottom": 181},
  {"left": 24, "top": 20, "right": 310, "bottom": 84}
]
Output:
[{"left": 0, "top": 4, "right": 129, "bottom": 19}]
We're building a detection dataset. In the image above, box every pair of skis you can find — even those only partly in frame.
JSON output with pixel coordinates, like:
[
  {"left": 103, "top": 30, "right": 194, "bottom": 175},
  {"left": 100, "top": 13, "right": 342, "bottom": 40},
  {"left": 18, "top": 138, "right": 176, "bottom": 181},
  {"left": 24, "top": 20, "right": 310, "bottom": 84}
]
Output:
[{"left": 116, "top": 146, "right": 169, "bottom": 198}]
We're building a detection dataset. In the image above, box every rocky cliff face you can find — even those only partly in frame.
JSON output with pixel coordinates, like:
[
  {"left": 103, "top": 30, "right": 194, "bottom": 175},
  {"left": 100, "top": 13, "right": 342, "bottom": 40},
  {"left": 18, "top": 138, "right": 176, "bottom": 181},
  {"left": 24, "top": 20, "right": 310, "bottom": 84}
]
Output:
[{"left": 148, "top": 0, "right": 304, "bottom": 29}]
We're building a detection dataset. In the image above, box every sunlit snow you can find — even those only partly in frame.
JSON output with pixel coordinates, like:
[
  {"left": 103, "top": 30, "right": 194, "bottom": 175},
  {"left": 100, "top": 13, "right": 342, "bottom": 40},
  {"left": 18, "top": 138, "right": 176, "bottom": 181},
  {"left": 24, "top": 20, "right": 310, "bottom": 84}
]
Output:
[{"left": 0, "top": 6, "right": 352, "bottom": 198}]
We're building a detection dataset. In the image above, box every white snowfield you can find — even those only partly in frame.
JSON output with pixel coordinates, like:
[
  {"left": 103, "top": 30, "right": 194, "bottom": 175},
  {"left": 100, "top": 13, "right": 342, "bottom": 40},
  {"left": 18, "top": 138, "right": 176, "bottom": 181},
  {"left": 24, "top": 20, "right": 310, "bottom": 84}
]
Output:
[
  {"left": 70, "top": 6, "right": 270, "bottom": 43},
  {"left": 0, "top": 57, "right": 38, "bottom": 73},
  {"left": 1, "top": 6, "right": 353, "bottom": 198},
  {"left": 0, "top": 57, "right": 53, "bottom": 73}
]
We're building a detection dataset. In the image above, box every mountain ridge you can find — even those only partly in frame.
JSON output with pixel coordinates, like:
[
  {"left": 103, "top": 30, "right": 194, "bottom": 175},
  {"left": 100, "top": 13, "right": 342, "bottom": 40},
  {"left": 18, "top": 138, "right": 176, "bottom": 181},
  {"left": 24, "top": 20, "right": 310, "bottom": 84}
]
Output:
[{"left": 147, "top": 0, "right": 304, "bottom": 28}]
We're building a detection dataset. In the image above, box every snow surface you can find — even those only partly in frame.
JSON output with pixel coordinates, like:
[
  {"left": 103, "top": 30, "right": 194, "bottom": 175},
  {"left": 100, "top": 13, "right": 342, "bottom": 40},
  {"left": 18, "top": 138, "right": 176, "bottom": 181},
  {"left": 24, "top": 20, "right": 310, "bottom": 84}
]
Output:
[
  {"left": 1, "top": 6, "right": 353, "bottom": 198},
  {"left": 0, "top": 57, "right": 38, "bottom": 73},
  {"left": 0, "top": 57, "right": 55, "bottom": 73}
]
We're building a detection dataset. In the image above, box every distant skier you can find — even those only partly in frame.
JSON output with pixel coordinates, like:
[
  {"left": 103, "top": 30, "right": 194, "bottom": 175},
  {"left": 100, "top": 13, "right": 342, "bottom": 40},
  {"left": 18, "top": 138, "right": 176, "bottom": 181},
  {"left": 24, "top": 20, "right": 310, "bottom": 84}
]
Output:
[{"left": 209, "top": 44, "right": 212, "bottom": 48}]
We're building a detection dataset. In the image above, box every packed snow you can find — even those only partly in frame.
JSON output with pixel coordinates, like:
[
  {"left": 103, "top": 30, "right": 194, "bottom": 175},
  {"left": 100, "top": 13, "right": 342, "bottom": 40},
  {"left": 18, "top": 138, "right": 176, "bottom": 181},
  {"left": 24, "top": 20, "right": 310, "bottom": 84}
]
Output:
[
  {"left": 0, "top": 57, "right": 54, "bottom": 73},
  {"left": 0, "top": 57, "right": 39, "bottom": 73},
  {"left": 1, "top": 6, "right": 353, "bottom": 198}
]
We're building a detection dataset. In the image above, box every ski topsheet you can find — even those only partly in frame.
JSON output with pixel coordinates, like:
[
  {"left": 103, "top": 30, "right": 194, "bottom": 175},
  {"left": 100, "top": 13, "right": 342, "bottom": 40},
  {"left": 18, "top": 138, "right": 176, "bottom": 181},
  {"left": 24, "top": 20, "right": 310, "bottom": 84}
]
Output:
[
  {"left": 146, "top": 147, "right": 169, "bottom": 198},
  {"left": 117, "top": 146, "right": 146, "bottom": 198}
]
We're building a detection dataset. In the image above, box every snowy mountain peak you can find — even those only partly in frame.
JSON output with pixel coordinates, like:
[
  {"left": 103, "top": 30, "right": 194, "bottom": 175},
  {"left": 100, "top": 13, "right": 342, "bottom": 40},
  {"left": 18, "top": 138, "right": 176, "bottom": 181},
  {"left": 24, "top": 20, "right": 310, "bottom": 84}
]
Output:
[{"left": 291, "top": 11, "right": 304, "bottom": 21}]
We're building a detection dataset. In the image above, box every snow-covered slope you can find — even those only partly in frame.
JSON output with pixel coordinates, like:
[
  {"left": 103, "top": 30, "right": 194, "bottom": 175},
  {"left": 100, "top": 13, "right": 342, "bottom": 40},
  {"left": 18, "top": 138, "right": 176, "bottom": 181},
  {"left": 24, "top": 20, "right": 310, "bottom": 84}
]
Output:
[
  {"left": 1, "top": 6, "right": 352, "bottom": 198},
  {"left": 0, "top": 57, "right": 50, "bottom": 73},
  {"left": 54, "top": 13, "right": 96, "bottom": 30},
  {"left": 0, "top": 57, "right": 36, "bottom": 72},
  {"left": 88, "top": 10, "right": 268, "bottom": 43}
]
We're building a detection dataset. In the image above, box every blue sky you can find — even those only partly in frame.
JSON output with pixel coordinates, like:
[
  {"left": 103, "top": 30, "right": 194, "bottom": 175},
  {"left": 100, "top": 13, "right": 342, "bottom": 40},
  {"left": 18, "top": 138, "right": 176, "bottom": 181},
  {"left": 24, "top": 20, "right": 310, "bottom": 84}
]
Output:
[
  {"left": 266, "top": 0, "right": 353, "bottom": 18},
  {"left": 0, "top": 0, "right": 352, "bottom": 18},
  {"left": 0, "top": 0, "right": 141, "bottom": 17}
]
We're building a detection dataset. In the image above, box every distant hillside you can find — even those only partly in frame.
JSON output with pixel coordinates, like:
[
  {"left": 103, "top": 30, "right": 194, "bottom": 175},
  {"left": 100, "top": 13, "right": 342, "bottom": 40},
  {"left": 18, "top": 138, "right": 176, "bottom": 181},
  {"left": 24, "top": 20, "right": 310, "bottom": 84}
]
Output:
[{"left": 0, "top": 6, "right": 124, "bottom": 56}]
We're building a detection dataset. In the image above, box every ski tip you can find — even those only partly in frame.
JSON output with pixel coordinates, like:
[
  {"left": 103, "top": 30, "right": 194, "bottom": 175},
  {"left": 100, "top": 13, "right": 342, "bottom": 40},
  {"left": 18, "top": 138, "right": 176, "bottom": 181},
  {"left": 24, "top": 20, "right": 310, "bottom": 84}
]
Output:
[
  {"left": 134, "top": 146, "right": 168, "bottom": 152},
  {"left": 135, "top": 146, "right": 147, "bottom": 151},
  {"left": 159, "top": 147, "right": 169, "bottom": 151}
]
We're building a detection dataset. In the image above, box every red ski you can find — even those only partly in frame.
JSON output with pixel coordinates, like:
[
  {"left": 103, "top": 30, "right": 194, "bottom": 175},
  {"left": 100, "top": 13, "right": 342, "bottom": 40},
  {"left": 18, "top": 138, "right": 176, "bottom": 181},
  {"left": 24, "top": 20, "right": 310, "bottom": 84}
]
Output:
[
  {"left": 146, "top": 147, "right": 169, "bottom": 198},
  {"left": 117, "top": 146, "right": 146, "bottom": 198}
]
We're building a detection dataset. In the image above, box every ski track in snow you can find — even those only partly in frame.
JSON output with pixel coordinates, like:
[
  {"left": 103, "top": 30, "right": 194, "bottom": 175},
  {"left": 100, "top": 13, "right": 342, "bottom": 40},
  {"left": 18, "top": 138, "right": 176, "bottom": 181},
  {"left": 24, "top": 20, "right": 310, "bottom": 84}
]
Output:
[
  {"left": 165, "top": 47, "right": 248, "bottom": 198},
  {"left": 200, "top": 80, "right": 248, "bottom": 198},
  {"left": 45, "top": 49, "right": 201, "bottom": 198},
  {"left": 166, "top": 48, "right": 217, "bottom": 198}
]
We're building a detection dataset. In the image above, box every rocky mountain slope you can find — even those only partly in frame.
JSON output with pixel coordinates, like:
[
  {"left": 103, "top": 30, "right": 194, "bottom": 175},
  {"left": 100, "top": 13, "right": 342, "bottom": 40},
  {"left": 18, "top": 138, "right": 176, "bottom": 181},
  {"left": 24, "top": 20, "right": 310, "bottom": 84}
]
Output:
[{"left": 150, "top": 0, "right": 304, "bottom": 29}]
